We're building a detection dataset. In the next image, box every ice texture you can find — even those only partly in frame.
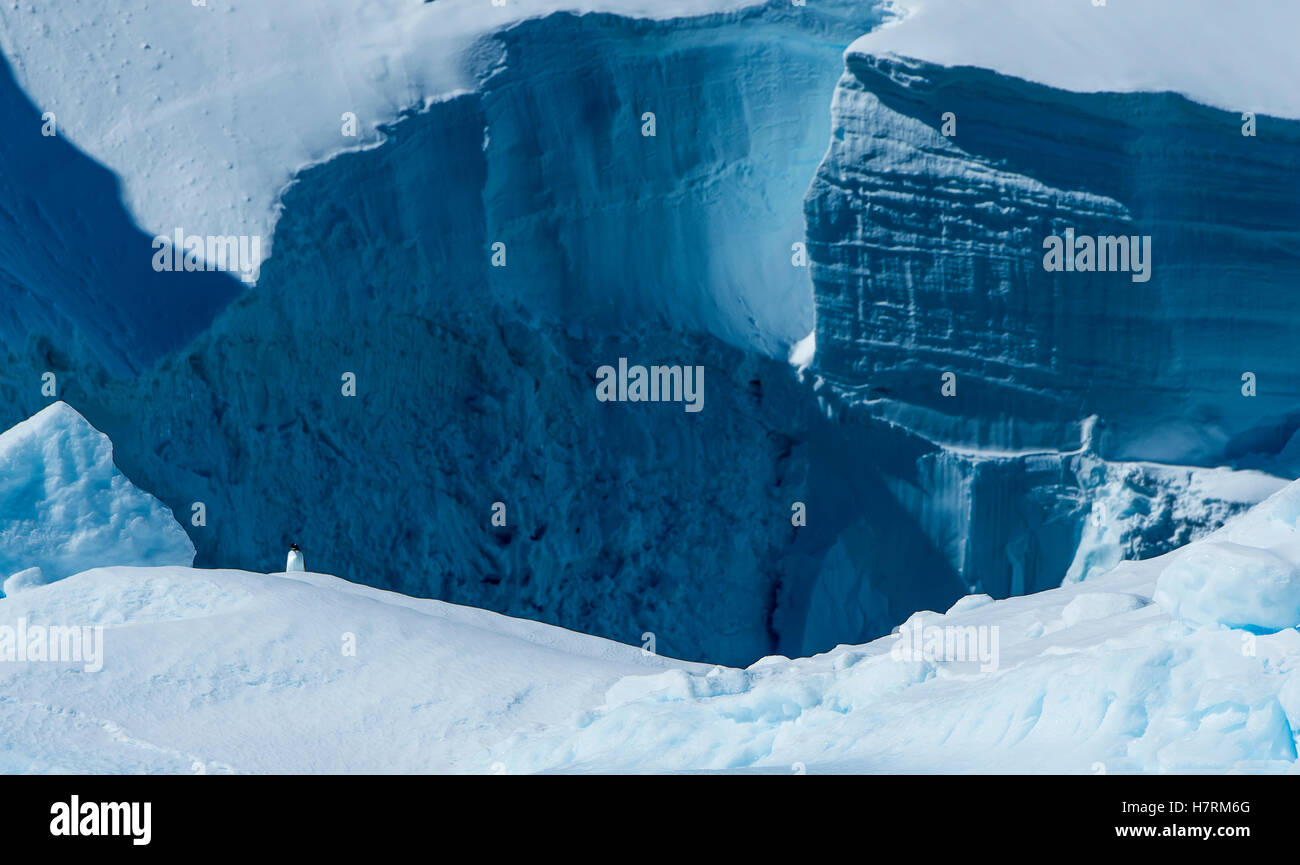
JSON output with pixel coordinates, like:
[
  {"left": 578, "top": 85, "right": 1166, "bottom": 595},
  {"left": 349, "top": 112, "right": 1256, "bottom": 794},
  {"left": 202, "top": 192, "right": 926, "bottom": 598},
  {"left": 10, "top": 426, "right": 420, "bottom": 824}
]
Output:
[
  {"left": 0, "top": 0, "right": 1295, "bottom": 664},
  {"left": 1156, "top": 543, "right": 1300, "bottom": 632},
  {"left": 807, "top": 48, "right": 1300, "bottom": 464},
  {"left": 0, "top": 403, "right": 194, "bottom": 594}
]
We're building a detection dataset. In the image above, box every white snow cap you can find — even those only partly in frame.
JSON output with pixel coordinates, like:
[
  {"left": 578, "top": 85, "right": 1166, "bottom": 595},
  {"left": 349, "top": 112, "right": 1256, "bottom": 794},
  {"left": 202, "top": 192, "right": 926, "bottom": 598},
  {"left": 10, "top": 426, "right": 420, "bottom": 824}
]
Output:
[
  {"left": 856, "top": 0, "right": 1300, "bottom": 119},
  {"left": 1, "top": 0, "right": 1288, "bottom": 287},
  {"left": 0, "top": 0, "right": 766, "bottom": 280}
]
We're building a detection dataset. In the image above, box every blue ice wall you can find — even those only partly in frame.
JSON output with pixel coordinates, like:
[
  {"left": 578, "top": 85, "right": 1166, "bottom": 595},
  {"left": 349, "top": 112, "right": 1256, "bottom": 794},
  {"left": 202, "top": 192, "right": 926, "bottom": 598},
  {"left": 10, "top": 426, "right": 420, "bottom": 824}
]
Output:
[
  {"left": 2, "top": 6, "right": 915, "bottom": 666},
  {"left": 807, "top": 53, "right": 1300, "bottom": 466},
  {"left": 1, "top": 6, "right": 1292, "bottom": 665},
  {"left": 472, "top": 6, "right": 885, "bottom": 356},
  {"left": 0, "top": 56, "right": 242, "bottom": 377}
]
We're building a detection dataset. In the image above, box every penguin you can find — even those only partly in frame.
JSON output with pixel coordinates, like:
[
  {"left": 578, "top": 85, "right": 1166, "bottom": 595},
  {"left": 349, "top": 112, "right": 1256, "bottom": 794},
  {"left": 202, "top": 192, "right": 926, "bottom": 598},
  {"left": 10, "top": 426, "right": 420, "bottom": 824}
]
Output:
[{"left": 286, "top": 543, "right": 305, "bottom": 573}]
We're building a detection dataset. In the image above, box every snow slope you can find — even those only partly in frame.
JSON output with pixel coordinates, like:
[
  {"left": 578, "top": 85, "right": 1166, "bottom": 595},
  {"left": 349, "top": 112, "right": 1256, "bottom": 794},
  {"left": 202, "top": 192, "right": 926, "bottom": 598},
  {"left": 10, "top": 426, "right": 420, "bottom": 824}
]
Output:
[
  {"left": 9, "top": 475, "right": 1300, "bottom": 773},
  {"left": 0, "top": 402, "right": 193, "bottom": 596},
  {"left": 503, "top": 478, "right": 1300, "bottom": 773},
  {"left": 0, "top": 565, "right": 699, "bottom": 773},
  {"left": 0, "top": 50, "right": 241, "bottom": 375}
]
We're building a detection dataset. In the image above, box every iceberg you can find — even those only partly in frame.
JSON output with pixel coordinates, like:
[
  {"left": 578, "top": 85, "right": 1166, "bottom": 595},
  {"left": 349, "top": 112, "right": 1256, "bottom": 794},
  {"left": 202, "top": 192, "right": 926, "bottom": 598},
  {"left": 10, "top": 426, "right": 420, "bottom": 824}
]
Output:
[
  {"left": 0, "top": 0, "right": 1294, "bottom": 667},
  {"left": 0, "top": 1, "right": 897, "bottom": 666}
]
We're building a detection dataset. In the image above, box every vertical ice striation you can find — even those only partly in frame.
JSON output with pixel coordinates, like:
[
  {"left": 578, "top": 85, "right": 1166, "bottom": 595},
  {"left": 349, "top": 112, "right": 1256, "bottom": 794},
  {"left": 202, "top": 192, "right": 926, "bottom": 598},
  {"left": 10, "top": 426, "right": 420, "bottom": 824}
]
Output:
[
  {"left": 807, "top": 51, "right": 1300, "bottom": 465},
  {"left": 791, "top": 38, "right": 1300, "bottom": 644}
]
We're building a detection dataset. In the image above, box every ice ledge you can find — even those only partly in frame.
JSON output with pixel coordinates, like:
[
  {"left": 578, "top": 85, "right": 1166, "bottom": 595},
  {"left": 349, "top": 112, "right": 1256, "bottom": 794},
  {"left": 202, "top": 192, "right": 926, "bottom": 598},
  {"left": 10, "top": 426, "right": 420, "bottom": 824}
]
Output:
[{"left": 854, "top": 0, "right": 1300, "bottom": 120}]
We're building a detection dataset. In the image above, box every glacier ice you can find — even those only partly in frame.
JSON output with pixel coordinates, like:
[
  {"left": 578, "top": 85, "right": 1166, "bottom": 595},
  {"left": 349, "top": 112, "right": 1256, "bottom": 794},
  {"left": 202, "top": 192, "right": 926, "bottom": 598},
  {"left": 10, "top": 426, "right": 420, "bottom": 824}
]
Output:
[
  {"left": 791, "top": 7, "right": 1300, "bottom": 642},
  {"left": 0, "top": 3, "right": 907, "bottom": 666},
  {"left": 807, "top": 47, "right": 1300, "bottom": 464},
  {"left": 0, "top": 403, "right": 194, "bottom": 595},
  {"left": 0, "top": 0, "right": 1295, "bottom": 670}
]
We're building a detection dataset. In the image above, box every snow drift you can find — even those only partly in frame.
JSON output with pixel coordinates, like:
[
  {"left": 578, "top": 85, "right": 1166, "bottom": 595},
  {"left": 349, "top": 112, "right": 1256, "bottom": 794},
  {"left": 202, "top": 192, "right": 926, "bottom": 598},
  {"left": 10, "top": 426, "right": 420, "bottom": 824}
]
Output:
[
  {"left": 0, "top": 565, "right": 698, "bottom": 773},
  {"left": 8, "top": 473, "right": 1300, "bottom": 773},
  {"left": 503, "top": 477, "right": 1300, "bottom": 773}
]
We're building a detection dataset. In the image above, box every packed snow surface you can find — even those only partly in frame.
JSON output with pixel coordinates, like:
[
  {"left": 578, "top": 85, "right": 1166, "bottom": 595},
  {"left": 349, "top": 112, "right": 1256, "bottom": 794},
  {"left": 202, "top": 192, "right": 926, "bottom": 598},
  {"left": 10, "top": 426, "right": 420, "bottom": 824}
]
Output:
[
  {"left": 10, "top": 477, "right": 1300, "bottom": 772},
  {"left": 0, "top": 566, "right": 700, "bottom": 773},
  {"left": 0, "top": 402, "right": 193, "bottom": 596},
  {"left": 856, "top": 0, "right": 1300, "bottom": 120}
]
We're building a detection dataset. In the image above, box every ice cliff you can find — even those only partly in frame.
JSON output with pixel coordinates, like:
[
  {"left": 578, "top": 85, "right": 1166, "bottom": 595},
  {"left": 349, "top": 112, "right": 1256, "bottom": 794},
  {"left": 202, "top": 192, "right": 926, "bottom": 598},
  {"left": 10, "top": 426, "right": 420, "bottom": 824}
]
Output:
[
  {"left": 806, "top": 49, "right": 1300, "bottom": 464},
  {"left": 0, "top": 2, "right": 896, "bottom": 666},
  {"left": 792, "top": 0, "right": 1300, "bottom": 647},
  {"left": 0, "top": 0, "right": 1295, "bottom": 665}
]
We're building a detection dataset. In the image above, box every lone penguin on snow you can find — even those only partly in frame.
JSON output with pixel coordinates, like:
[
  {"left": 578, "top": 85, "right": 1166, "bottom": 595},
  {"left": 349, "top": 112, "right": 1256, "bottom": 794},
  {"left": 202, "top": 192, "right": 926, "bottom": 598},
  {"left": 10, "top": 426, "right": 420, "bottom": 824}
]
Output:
[{"left": 286, "top": 543, "right": 305, "bottom": 573}]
